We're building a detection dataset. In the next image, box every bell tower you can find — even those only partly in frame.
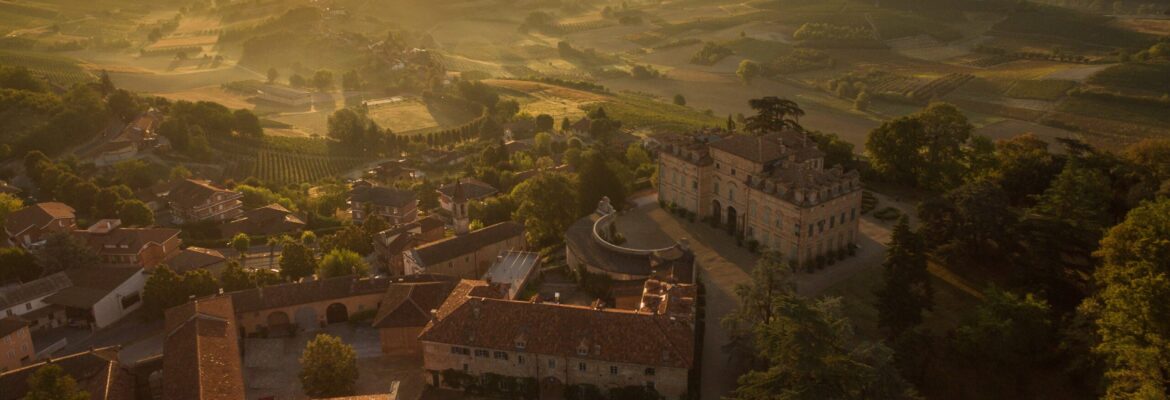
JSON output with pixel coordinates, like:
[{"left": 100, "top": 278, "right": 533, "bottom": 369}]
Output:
[{"left": 452, "top": 180, "right": 470, "bottom": 235}]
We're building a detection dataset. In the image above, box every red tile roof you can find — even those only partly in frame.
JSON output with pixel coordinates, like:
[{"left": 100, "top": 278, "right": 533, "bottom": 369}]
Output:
[
  {"left": 411, "top": 222, "right": 524, "bottom": 266},
  {"left": 419, "top": 282, "right": 695, "bottom": 369},
  {"left": 163, "top": 295, "right": 245, "bottom": 400},
  {"left": 167, "top": 179, "right": 239, "bottom": 211},
  {"left": 372, "top": 279, "right": 459, "bottom": 328},
  {"left": 3, "top": 202, "right": 74, "bottom": 236},
  {"left": 79, "top": 226, "right": 180, "bottom": 256},
  {"left": 0, "top": 346, "right": 135, "bottom": 400}
]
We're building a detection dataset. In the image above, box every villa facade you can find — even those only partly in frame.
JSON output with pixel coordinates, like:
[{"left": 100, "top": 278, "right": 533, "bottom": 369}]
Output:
[{"left": 657, "top": 131, "right": 863, "bottom": 267}]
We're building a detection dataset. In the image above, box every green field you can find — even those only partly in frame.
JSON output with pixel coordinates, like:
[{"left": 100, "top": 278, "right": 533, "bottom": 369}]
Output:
[
  {"left": 212, "top": 136, "right": 373, "bottom": 184},
  {"left": 1087, "top": 62, "right": 1170, "bottom": 95},
  {"left": 1004, "top": 79, "right": 1076, "bottom": 100}
]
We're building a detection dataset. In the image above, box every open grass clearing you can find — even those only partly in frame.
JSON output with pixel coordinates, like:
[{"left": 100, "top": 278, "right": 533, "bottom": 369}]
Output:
[
  {"left": 366, "top": 99, "right": 441, "bottom": 134},
  {"left": 1003, "top": 79, "right": 1076, "bottom": 100}
]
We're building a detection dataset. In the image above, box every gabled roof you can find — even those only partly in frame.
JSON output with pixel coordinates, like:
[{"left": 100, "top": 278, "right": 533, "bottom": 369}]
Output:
[
  {"left": 80, "top": 226, "right": 180, "bottom": 256},
  {"left": 350, "top": 185, "right": 417, "bottom": 208},
  {"left": 167, "top": 179, "right": 239, "bottom": 210},
  {"left": 410, "top": 222, "right": 524, "bottom": 266},
  {"left": 227, "top": 275, "right": 393, "bottom": 313},
  {"left": 43, "top": 267, "right": 142, "bottom": 309},
  {"left": 419, "top": 281, "right": 695, "bottom": 369},
  {"left": 163, "top": 295, "right": 245, "bottom": 400},
  {"left": 0, "top": 271, "right": 73, "bottom": 310},
  {"left": 0, "top": 346, "right": 135, "bottom": 400},
  {"left": 372, "top": 279, "right": 459, "bottom": 328},
  {"left": 221, "top": 203, "right": 306, "bottom": 237},
  {"left": 3, "top": 202, "right": 74, "bottom": 237},
  {"left": 0, "top": 316, "right": 28, "bottom": 337},
  {"left": 437, "top": 179, "right": 498, "bottom": 201},
  {"left": 167, "top": 247, "right": 227, "bottom": 273}
]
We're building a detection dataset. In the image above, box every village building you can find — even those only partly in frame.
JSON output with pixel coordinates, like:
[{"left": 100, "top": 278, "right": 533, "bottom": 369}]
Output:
[
  {"left": 76, "top": 219, "right": 181, "bottom": 270},
  {"left": 220, "top": 203, "right": 306, "bottom": 237},
  {"left": 403, "top": 221, "right": 526, "bottom": 279},
  {"left": 418, "top": 279, "right": 696, "bottom": 399},
  {"left": 349, "top": 184, "right": 419, "bottom": 225},
  {"left": 164, "top": 179, "right": 245, "bottom": 224},
  {"left": 367, "top": 159, "right": 422, "bottom": 183},
  {"left": 42, "top": 267, "right": 145, "bottom": 330},
  {"left": 0, "top": 271, "right": 72, "bottom": 330},
  {"left": 91, "top": 112, "right": 162, "bottom": 167},
  {"left": 162, "top": 295, "right": 246, "bottom": 400},
  {"left": 437, "top": 179, "right": 498, "bottom": 216},
  {"left": 482, "top": 250, "right": 540, "bottom": 300},
  {"left": 3, "top": 202, "right": 76, "bottom": 250},
  {"left": 373, "top": 216, "right": 446, "bottom": 276},
  {"left": 0, "top": 346, "right": 135, "bottom": 400},
  {"left": 0, "top": 317, "right": 34, "bottom": 371},
  {"left": 256, "top": 84, "right": 313, "bottom": 107},
  {"left": 166, "top": 247, "right": 228, "bottom": 274},
  {"left": 657, "top": 131, "right": 863, "bottom": 267},
  {"left": 372, "top": 278, "right": 460, "bottom": 355}
]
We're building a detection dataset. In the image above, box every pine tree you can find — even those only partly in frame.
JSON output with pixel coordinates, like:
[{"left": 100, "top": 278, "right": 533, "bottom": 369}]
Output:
[{"left": 875, "top": 216, "right": 933, "bottom": 339}]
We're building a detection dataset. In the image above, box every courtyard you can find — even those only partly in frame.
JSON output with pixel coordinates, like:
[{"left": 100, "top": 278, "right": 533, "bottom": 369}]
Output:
[{"left": 243, "top": 323, "right": 424, "bottom": 400}]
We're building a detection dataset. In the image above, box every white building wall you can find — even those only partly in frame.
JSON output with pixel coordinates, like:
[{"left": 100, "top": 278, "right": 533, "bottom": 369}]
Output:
[{"left": 90, "top": 269, "right": 145, "bottom": 329}]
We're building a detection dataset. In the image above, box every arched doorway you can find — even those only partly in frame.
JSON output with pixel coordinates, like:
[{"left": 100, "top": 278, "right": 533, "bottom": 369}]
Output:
[
  {"left": 266, "top": 311, "right": 291, "bottom": 336},
  {"left": 295, "top": 306, "right": 318, "bottom": 331},
  {"left": 326, "top": 303, "right": 348, "bottom": 324},
  {"left": 712, "top": 200, "right": 722, "bottom": 225},
  {"left": 726, "top": 206, "right": 738, "bottom": 234}
]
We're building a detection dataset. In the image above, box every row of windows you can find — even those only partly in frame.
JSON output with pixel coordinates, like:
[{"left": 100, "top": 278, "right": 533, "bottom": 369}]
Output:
[{"left": 451, "top": 346, "right": 657, "bottom": 378}]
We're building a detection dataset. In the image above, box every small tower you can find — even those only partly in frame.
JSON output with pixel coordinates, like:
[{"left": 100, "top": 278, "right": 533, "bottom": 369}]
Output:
[{"left": 452, "top": 180, "right": 470, "bottom": 235}]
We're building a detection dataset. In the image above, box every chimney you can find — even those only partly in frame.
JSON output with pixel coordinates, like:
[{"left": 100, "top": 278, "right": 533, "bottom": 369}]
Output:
[
  {"left": 554, "top": 292, "right": 560, "bottom": 304},
  {"left": 430, "top": 309, "right": 438, "bottom": 321}
]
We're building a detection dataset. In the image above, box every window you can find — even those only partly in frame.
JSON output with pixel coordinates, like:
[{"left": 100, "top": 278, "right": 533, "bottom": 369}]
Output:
[
  {"left": 716, "top": 162, "right": 721, "bottom": 170},
  {"left": 840, "top": 212, "right": 846, "bottom": 224},
  {"left": 548, "top": 359, "right": 556, "bottom": 369},
  {"left": 450, "top": 346, "right": 470, "bottom": 355},
  {"left": 692, "top": 181, "right": 698, "bottom": 190},
  {"left": 515, "top": 339, "right": 526, "bottom": 349},
  {"left": 475, "top": 349, "right": 490, "bottom": 357},
  {"left": 731, "top": 168, "right": 736, "bottom": 176},
  {"left": 829, "top": 217, "right": 835, "bottom": 228},
  {"left": 518, "top": 355, "right": 525, "bottom": 364},
  {"left": 463, "top": 363, "right": 469, "bottom": 372},
  {"left": 851, "top": 208, "right": 856, "bottom": 220},
  {"left": 714, "top": 182, "right": 720, "bottom": 195},
  {"left": 579, "top": 362, "right": 587, "bottom": 372},
  {"left": 493, "top": 351, "right": 509, "bottom": 360},
  {"left": 645, "top": 368, "right": 656, "bottom": 376},
  {"left": 610, "top": 366, "right": 618, "bottom": 375},
  {"left": 728, "top": 188, "right": 735, "bottom": 202},
  {"left": 120, "top": 292, "right": 141, "bottom": 310}
]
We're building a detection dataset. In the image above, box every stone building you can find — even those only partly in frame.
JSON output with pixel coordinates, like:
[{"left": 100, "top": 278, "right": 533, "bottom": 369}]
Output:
[
  {"left": 657, "top": 131, "right": 863, "bottom": 267},
  {"left": 403, "top": 221, "right": 526, "bottom": 279},
  {"left": 373, "top": 278, "right": 460, "bottom": 355},
  {"left": 373, "top": 216, "right": 446, "bottom": 275},
  {"left": 349, "top": 183, "right": 419, "bottom": 225},
  {"left": 419, "top": 280, "right": 696, "bottom": 399}
]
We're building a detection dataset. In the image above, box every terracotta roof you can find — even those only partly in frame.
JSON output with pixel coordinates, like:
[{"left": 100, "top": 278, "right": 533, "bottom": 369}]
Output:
[
  {"left": 43, "top": 267, "right": 142, "bottom": 309},
  {"left": 167, "top": 247, "right": 227, "bottom": 273},
  {"left": 79, "top": 225, "right": 180, "bottom": 256},
  {"left": 0, "top": 316, "right": 28, "bottom": 337},
  {"left": 167, "top": 179, "right": 239, "bottom": 211},
  {"left": 438, "top": 179, "right": 498, "bottom": 201},
  {"left": 221, "top": 203, "right": 306, "bottom": 237},
  {"left": 3, "top": 202, "right": 74, "bottom": 237},
  {"left": 163, "top": 295, "right": 245, "bottom": 400},
  {"left": 372, "top": 279, "right": 459, "bottom": 328},
  {"left": 227, "top": 275, "right": 392, "bottom": 313},
  {"left": 419, "top": 283, "right": 695, "bottom": 369},
  {"left": 0, "top": 346, "right": 135, "bottom": 400},
  {"left": 410, "top": 222, "right": 524, "bottom": 266},
  {"left": 350, "top": 185, "right": 417, "bottom": 208},
  {"left": 0, "top": 271, "right": 73, "bottom": 310}
]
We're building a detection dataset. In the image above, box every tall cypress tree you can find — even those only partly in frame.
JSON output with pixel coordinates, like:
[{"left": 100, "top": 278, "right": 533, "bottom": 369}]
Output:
[{"left": 876, "top": 216, "right": 933, "bottom": 339}]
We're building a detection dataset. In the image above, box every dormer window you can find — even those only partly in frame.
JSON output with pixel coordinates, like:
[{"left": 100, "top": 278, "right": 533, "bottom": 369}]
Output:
[
  {"left": 515, "top": 338, "right": 526, "bottom": 350},
  {"left": 577, "top": 345, "right": 588, "bottom": 356}
]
